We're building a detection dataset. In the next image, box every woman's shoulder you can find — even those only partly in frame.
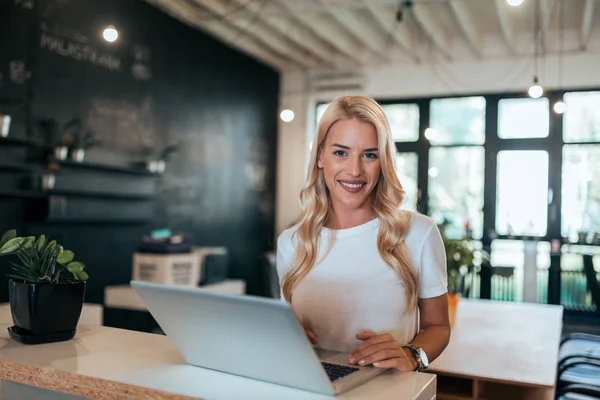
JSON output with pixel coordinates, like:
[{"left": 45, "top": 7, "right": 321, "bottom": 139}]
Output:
[
  {"left": 406, "top": 211, "right": 438, "bottom": 234},
  {"left": 404, "top": 211, "right": 440, "bottom": 249}
]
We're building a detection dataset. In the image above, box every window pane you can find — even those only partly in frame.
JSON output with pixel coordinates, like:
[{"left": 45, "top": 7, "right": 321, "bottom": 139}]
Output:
[
  {"left": 562, "top": 145, "right": 600, "bottom": 239},
  {"left": 498, "top": 98, "right": 549, "bottom": 139},
  {"left": 564, "top": 92, "right": 600, "bottom": 143},
  {"left": 395, "top": 152, "right": 418, "bottom": 211},
  {"left": 496, "top": 151, "right": 549, "bottom": 236},
  {"left": 316, "top": 103, "right": 329, "bottom": 125},
  {"left": 382, "top": 104, "right": 419, "bottom": 142},
  {"left": 429, "top": 97, "right": 486, "bottom": 145},
  {"left": 428, "top": 147, "right": 484, "bottom": 239}
]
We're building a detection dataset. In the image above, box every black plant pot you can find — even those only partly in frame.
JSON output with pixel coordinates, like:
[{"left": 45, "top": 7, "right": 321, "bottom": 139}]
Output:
[{"left": 8, "top": 279, "right": 86, "bottom": 340}]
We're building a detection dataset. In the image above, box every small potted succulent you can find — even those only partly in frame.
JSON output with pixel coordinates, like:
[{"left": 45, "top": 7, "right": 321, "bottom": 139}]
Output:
[{"left": 0, "top": 229, "right": 89, "bottom": 344}]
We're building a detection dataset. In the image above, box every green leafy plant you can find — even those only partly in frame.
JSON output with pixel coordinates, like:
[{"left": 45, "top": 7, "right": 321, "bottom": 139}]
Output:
[
  {"left": 0, "top": 229, "right": 89, "bottom": 283},
  {"left": 443, "top": 236, "right": 489, "bottom": 295}
]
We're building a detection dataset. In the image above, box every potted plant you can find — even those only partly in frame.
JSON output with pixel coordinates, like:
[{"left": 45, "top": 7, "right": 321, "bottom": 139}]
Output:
[
  {"left": 63, "top": 118, "right": 102, "bottom": 162},
  {"left": 442, "top": 235, "right": 489, "bottom": 326},
  {"left": 0, "top": 229, "right": 89, "bottom": 344},
  {"left": 148, "top": 143, "right": 181, "bottom": 173},
  {"left": 38, "top": 118, "right": 72, "bottom": 160}
]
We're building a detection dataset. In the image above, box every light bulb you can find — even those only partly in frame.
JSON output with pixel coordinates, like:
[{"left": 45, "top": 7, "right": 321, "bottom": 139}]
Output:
[
  {"left": 528, "top": 80, "right": 543, "bottom": 98},
  {"left": 103, "top": 26, "right": 118, "bottom": 42},
  {"left": 507, "top": 0, "right": 524, "bottom": 6},
  {"left": 424, "top": 128, "right": 437, "bottom": 140},
  {"left": 553, "top": 101, "right": 567, "bottom": 114},
  {"left": 280, "top": 109, "right": 295, "bottom": 122}
]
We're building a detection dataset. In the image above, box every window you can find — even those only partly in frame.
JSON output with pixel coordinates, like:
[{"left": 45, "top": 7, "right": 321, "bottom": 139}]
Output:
[
  {"left": 382, "top": 104, "right": 419, "bottom": 142},
  {"left": 496, "top": 150, "right": 549, "bottom": 237},
  {"left": 315, "top": 103, "right": 329, "bottom": 126},
  {"left": 429, "top": 97, "right": 486, "bottom": 145},
  {"left": 498, "top": 98, "right": 549, "bottom": 139},
  {"left": 564, "top": 92, "right": 600, "bottom": 143},
  {"left": 428, "top": 147, "right": 485, "bottom": 239},
  {"left": 395, "top": 152, "right": 418, "bottom": 211},
  {"left": 562, "top": 145, "right": 600, "bottom": 240}
]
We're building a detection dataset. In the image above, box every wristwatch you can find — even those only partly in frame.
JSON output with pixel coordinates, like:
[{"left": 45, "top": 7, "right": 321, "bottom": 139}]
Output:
[{"left": 402, "top": 344, "right": 429, "bottom": 372}]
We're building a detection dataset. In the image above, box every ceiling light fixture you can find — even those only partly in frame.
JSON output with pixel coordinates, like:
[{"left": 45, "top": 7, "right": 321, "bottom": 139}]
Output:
[
  {"left": 103, "top": 26, "right": 118, "bottom": 42},
  {"left": 280, "top": 109, "right": 295, "bottom": 123}
]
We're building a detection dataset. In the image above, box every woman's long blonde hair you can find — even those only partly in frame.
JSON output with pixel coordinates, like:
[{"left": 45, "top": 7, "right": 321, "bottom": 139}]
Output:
[{"left": 281, "top": 95, "right": 418, "bottom": 310}]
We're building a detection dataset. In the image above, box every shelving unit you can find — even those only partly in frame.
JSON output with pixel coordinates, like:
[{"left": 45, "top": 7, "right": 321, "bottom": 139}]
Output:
[
  {"left": 1, "top": 137, "right": 160, "bottom": 224},
  {"left": 0, "top": 163, "right": 41, "bottom": 173},
  {"left": 0, "top": 190, "right": 44, "bottom": 199},
  {"left": 48, "top": 159, "right": 158, "bottom": 176},
  {"left": 0, "top": 136, "right": 44, "bottom": 148},
  {"left": 44, "top": 190, "right": 156, "bottom": 201}
]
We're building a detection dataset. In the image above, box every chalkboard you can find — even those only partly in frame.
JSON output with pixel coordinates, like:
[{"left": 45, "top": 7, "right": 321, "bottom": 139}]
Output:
[{"left": 0, "top": 0, "right": 280, "bottom": 304}]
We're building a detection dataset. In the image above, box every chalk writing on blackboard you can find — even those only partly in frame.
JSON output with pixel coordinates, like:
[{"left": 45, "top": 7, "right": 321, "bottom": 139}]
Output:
[
  {"left": 15, "top": 0, "right": 34, "bottom": 9},
  {"left": 132, "top": 44, "right": 152, "bottom": 81},
  {"left": 40, "top": 33, "right": 121, "bottom": 71},
  {"left": 87, "top": 96, "right": 155, "bottom": 151},
  {"left": 9, "top": 60, "right": 30, "bottom": 84},
  {"left": 245, "top": 163, "right": 267, "bottom": 192}
]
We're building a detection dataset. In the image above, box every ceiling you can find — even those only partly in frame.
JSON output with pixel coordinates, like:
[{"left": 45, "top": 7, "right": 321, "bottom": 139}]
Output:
[{"left": 146, "top": 0, "right": 599, "bottom": 71}]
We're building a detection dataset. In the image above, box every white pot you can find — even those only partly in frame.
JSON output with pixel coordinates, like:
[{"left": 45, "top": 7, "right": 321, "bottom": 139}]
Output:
[
  {"left": 0, "top": 115, "right": 10, "bottom": 137},
  {"left": 71, "top": 148, "right": 85, "bottom": 163},
  {"left": 42, "top": 173, "right": 56, "bottom": 190},
  {"left": 55, "top": 146, "right": 68, "bottom": 160}
]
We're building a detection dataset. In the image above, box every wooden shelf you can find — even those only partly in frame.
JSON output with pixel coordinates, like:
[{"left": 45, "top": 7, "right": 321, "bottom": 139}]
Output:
[
  {"left": 0, "top": 190, "right": 44, "bottom": 199},
  {"left": 0, "top": 163, "right": 40, "bottom": 173},
  {"left": 0, "top": 136, "right": 43, "bottom": 148},
  {"left": 0, "top": 190, "right": 154, "bottom": 201},
  {"left": 43, "top": 218, "right": 151, "bottom": 224},
  {"left": 44, "top": 190, "right": 155, "bottom": 201},
  {"left": 49, "top": 159, "right": 159, "bottom": 176}
]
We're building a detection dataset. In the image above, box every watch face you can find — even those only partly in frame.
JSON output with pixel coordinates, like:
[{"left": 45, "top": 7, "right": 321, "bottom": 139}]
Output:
[{"left": 419, "top": 348, "right": 429, "bottom": 367}]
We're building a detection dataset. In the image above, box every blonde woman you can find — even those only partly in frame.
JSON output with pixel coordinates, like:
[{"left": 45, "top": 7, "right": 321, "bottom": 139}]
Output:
[{"left": 276, "top": 96, "right": 450, "bottom": 373}]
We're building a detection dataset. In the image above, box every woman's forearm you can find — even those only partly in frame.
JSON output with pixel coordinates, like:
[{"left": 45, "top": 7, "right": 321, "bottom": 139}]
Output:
[{"left": 409, "top": 324, "right": 451, "bottom": 364}]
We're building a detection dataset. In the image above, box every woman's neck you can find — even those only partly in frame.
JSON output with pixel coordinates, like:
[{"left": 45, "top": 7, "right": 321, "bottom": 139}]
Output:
[{"left": 329, "top": 203, "right": 377, "bottom": 230}]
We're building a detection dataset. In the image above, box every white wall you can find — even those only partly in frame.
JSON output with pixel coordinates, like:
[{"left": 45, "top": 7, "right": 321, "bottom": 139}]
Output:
[{"left": 275, "top": 36, "right": 600, "bottom": 237}]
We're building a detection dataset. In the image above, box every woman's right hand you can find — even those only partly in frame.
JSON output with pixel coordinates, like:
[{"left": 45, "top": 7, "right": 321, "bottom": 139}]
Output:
[{"left": 304, "top": 328, "right": 318, "bottom": 344}]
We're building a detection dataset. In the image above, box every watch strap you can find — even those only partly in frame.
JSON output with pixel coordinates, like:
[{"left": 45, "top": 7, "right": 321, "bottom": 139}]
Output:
[{"left": 402, "top": 344, "right": 425, "bottom": 372}]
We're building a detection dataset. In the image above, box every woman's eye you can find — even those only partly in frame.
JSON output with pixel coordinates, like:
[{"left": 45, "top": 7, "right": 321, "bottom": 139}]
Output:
[
  {"left": 364, "top": 153, "right": 378, "bottom": 159},
  {"left": 333, "top": 150, "right": 346, "bottom": 157}
]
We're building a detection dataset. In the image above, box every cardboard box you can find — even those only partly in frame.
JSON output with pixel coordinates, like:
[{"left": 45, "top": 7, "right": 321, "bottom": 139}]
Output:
[{"left": 132, "top": 252, "right": 200, "bottom": 286}]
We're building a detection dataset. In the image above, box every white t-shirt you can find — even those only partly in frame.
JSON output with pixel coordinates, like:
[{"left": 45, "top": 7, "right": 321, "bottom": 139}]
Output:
[{"left": 276, "top": 212, "right": 447, "bottom": 353}]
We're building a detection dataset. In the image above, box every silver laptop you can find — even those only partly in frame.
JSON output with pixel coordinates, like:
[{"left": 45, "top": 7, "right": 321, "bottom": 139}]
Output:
[{"left": 130, "top": 281, "right": 388, "bottom": 396}]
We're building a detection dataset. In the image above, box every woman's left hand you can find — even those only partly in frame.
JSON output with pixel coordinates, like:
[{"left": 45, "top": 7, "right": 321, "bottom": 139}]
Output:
[{"left": 348, "top": 331, "right": 416, "bottom": 371}]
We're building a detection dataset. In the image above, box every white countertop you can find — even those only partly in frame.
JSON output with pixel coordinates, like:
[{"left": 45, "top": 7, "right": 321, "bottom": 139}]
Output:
[
  {"left": 430, "top": 298, "right": 563, "bottom": 388},
  {"left": 0, "top": 306, "right": 436, "bottom": 399}
]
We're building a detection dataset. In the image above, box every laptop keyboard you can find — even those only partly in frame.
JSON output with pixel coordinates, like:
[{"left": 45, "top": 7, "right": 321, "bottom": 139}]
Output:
[{"left": 321, "top": 362, "right": 360, "bottom": 381}]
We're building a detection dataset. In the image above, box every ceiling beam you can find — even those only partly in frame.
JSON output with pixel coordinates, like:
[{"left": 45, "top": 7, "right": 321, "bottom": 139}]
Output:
[
  {"left": 448, "top": 0, "right": 481, "bottom": 58},
  {"left": 582, "top": 0, "right": 596, "bottom": 49},
  {"left": 540, "top": 0, "right": 557, "bottom": 53},
  {"left": 363, "top": 2, "right": 420, "bottom": 62},
  {"left": 314, "top": 0, "right": 391, "bottom": 61},
  {"left": 274, "top": 0, "right": 366, "bottom": 65},
  {"left": 146, "top": 0, "right": 290, "bottom": 70},
  {"left": 220, "top": 0, "right": 455, "bottom": 18},
  {"left": 411, "top": 3, "right": 452, "bottom": 60},
  {"left": 190, "top": 0, "right": 320, "bottom": 69},
  {"left": 494, "top": 0, "right": 516, "bottom": 54},
  {"left": 265, "top": 16, "right": 350, "bottom": 68},
  {"left": 227, "top": 0, "right": 347, "bottom": 68}
]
